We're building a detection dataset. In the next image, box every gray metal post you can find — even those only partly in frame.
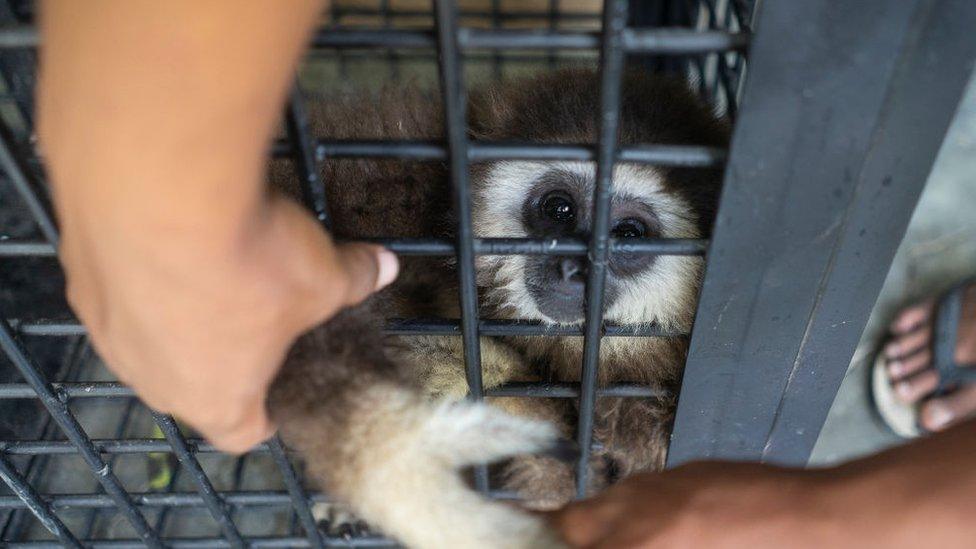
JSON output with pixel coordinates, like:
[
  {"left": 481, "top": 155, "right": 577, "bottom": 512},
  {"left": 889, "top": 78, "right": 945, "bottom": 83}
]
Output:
[{"left": 668, "top": 0, "right": 976, "bottom": 467}]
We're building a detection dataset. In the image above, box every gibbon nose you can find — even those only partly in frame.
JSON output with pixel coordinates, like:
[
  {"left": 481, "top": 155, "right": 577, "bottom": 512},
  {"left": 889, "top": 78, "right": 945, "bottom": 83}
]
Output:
[{"left": 559, "top": 258, "right": 586, "bottom": 282}]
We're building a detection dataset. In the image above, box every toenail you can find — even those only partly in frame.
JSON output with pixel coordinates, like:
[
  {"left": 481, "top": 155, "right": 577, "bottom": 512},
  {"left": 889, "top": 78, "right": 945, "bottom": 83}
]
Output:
[
  {"left": 926, "top": 403, "right": 954, "bottom": 430},
  {"left": 887, "top": 360, "right": 902, "bottom": 377},
  {"left": 885, "top": 343, "right": 900, "bottom": 357}
]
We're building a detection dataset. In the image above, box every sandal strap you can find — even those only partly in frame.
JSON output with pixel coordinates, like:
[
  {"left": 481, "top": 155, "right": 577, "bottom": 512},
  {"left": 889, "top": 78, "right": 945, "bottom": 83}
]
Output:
[{"left": 934, "top": 281, "right": 976, "bottom": 390}]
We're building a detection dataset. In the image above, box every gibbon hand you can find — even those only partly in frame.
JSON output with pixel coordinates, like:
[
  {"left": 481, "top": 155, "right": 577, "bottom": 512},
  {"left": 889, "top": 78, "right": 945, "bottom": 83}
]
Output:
[{"left": 33, "top": 0, "right": 396, "bottom": 453}]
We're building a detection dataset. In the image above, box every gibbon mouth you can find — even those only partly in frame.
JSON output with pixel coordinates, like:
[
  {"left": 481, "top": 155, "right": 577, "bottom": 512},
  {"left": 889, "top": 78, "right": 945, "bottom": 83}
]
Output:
[
  {"left": 525, "top": 257, "right": 618, "bottom": 323},
  {"left": 528, "top": 286, "right": 585, "bottom": 323}
]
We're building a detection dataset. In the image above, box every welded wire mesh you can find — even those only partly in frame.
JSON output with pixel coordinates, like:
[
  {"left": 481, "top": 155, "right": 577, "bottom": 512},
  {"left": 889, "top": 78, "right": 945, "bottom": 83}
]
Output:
[{"left": 0, "top": 0, "right": 752, "bottom": 545}]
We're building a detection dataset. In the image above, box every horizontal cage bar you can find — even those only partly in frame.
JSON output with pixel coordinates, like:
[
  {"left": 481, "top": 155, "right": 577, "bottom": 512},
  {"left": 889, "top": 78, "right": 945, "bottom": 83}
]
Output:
[
  {"left": 0, "top": 241, "right": 54, "bottom": 256},
  {"left": 331, "top": 6, "right": 601, "bottom": 22},
  {"left": 5, "top": 536, "right": 395, "bottom": 548},
  {"left": 0, "top": 438, "right": 256, "bottom": 455},
  {"left": 309, "top": 27, "right": 748, "bottom": 53},
  {"left": 0, "top": 25, "right": 35, "bottom": 48},
  {"left": 0, "top": 488, "right": 519, "bottom": 511},
  {"left": 0, "top": 237, "right": 708, "bottom": 258},
  {"left": 0, "top": 490, "right": 329, "bottom": 510},
  {"left": 0, "top": 26, "right": 750, "bottom": 54},
  {"left": 271, "top": 139, "right": 727, "bottom": 167},
  {"left": 7, "top": 318, "right": 689, "bottom": 338},
  {"left": 0, "top": 381, "right": 668, "bottom": 402}
]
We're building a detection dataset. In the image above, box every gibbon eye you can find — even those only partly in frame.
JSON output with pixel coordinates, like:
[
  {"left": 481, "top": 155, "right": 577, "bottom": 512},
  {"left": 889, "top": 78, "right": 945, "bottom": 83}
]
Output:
[
  {"left": 612, "top": 218, "right": 647, "bottom": 238},
  {"left": 540, "top": 191, "right": 575, "bottom": 224}
]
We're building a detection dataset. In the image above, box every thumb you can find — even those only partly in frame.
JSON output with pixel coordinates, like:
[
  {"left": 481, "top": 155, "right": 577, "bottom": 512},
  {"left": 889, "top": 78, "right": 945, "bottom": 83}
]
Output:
[{"left": 334, "top": 242, "right": 399, "bottom": 307}]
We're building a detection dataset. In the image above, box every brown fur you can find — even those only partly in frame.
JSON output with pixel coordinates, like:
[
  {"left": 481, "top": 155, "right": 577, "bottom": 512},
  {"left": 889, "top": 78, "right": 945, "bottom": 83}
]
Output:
[{"left": 266, "top": 68, "right": 728, "bottom": 545}]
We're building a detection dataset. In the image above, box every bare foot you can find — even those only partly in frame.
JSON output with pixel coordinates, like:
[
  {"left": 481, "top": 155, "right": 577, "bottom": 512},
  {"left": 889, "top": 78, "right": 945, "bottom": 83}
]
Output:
[{"left": 884, "top": 284, "right": 976, "bottom": 431}]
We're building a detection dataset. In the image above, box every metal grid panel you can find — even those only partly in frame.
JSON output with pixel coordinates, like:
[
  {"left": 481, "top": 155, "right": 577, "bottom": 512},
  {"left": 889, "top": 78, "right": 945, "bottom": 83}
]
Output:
[
  {"left": 7, "top": 0, "right": 936, "bottom": 547},
  {"left": 4, "top": 0, "right": 969, "bottom": 544}
]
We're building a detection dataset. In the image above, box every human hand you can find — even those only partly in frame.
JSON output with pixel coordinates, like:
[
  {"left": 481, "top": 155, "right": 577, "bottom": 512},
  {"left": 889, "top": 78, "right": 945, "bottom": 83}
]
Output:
[
  {"left": 57, "top": 191, "right": 397, "bottom": 453},
  {"left": 545, "top": 423, "right": 976, "bottom": 549},
  {"left": 546, "top": 462, "right": 836, "bottom": 549},
  {"left": 36, "top": 0, "right": 372, "bottom": 453}
]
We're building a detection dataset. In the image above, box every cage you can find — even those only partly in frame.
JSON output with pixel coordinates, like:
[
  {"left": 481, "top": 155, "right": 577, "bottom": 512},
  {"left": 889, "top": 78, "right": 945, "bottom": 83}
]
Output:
[{"left": 1, "top": 0, "right": 975, "bottom": 547}]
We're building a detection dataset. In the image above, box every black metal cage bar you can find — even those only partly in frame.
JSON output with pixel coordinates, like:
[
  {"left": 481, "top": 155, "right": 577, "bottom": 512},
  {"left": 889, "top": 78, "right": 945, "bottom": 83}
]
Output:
[
  {"left": 265, "top": 436, "right": 325, "bottom": 549},
  {"left": 0, "top": 320, "right": 164, "bottom": 547},
  {"left": 0, "top": 454, "right": 82, "bottom": 548},
  {"left": 434, "top": 0, "right": 489, "bottom": 492},
  {"left": 284, "top": 86, "right": 331, "bottom": 228},
  {"left": 150, "top": 413, "right": 245, "bottom": 548},
  {"left": 573, "top": 0, "right": 628, "bottom": 497}
]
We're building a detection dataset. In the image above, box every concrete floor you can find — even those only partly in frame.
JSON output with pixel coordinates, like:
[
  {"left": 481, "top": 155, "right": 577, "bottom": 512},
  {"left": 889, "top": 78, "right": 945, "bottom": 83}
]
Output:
[{"left": 809, "top": 71, "right": 976, "bottom": 465}]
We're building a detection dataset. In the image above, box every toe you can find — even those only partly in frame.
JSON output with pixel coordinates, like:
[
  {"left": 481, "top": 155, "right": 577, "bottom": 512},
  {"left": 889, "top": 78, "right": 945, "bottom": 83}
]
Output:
[
  {"left": 884, "top": 328, "right": 932, "bottom": 360},
  {"left": 920, "top": 384, "right": 976, "bottom": 432},
  {"left": 889, "top": 300, "right": 935, "bottom": 334},
  {"left": 893, "top": 369, "right": 939, "bottom": 404},
  {"left": 886, "top": 348, "right": 932, "bottom": 381}
]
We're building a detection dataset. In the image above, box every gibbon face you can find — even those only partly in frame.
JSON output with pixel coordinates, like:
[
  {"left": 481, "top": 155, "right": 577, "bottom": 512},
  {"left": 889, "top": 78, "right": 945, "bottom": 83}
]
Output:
[
  {"left": 473, "top": 160, "right": 703, "bottom": 329},
  {"left": 466, "top": 70, "right": 726, "bottom": 331}
]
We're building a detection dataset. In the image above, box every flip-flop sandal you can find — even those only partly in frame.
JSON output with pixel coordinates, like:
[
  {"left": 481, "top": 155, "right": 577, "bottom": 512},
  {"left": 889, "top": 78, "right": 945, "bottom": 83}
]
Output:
[{"left": 871, "top": 278, "right": 976, "bottom": 439}]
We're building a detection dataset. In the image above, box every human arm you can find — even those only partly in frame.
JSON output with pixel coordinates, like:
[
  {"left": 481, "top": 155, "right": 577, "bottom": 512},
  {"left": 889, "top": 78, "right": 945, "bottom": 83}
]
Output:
[
  {"left": 36, "top": 0, "right": 397, "bottom": 453},
  {"left": 549, "top": 419, "right": 976, "bottom": 548}
]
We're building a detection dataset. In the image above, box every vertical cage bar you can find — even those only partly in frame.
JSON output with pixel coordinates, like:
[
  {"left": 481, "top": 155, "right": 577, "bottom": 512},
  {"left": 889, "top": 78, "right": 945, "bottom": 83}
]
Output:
[
  {"left": 729, "top": 0, "right": 751, "bottom": 25},
  {"left": 547, "top": 0, "right": 559, "bottom": 68},
  {"left": 285, "top": 84, "right": 331, "bottom": 228},
  {"left": 267, "top": 436, "right": 324, "bottom": 548},
  {"left": 151, "top": 413, "right": 246, "bottom": 548},
  {"left": 0, "top": 318, "right": 162, "bottom": 547},
  {"left": 378, "top": 0, "right": 399, "bottom": 80},
  {"left": 330, "top": 1, "right": 348, "bottom": 79},
  {"left": 489, "top": 0, "right": 503, "bottom": 79},
  {"left": 680, "top": 0, "right": 709, "bottom": 97},
  {"left": 629, "top": 0, "right": 689, "bottom": 75},
  {"left": 433, "top": 0, "right": 488, "bottom": 492},
  {"left": 700, "top": 0, "right": 738, "bottom": 119},
  {"left": 574, "top": 0, "right": 628, "bottom": 498},
  {"left": 0, "top": 454, "right": 82, "bottom": 548}
]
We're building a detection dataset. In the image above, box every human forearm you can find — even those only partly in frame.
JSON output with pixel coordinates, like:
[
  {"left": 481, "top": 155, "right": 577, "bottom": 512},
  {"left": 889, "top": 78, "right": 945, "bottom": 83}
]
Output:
[
  {"left": 551, "top": 419, "right": 976, "bottom": 548},
  {"left": 34, "top": 0, "right": 397, "bottom": 453},
  {"left": 38, "top": 0, "right": 327, "bottom": 249},
  {"left": 814, "top": 419, "right": 976, "bottom": 548}
]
